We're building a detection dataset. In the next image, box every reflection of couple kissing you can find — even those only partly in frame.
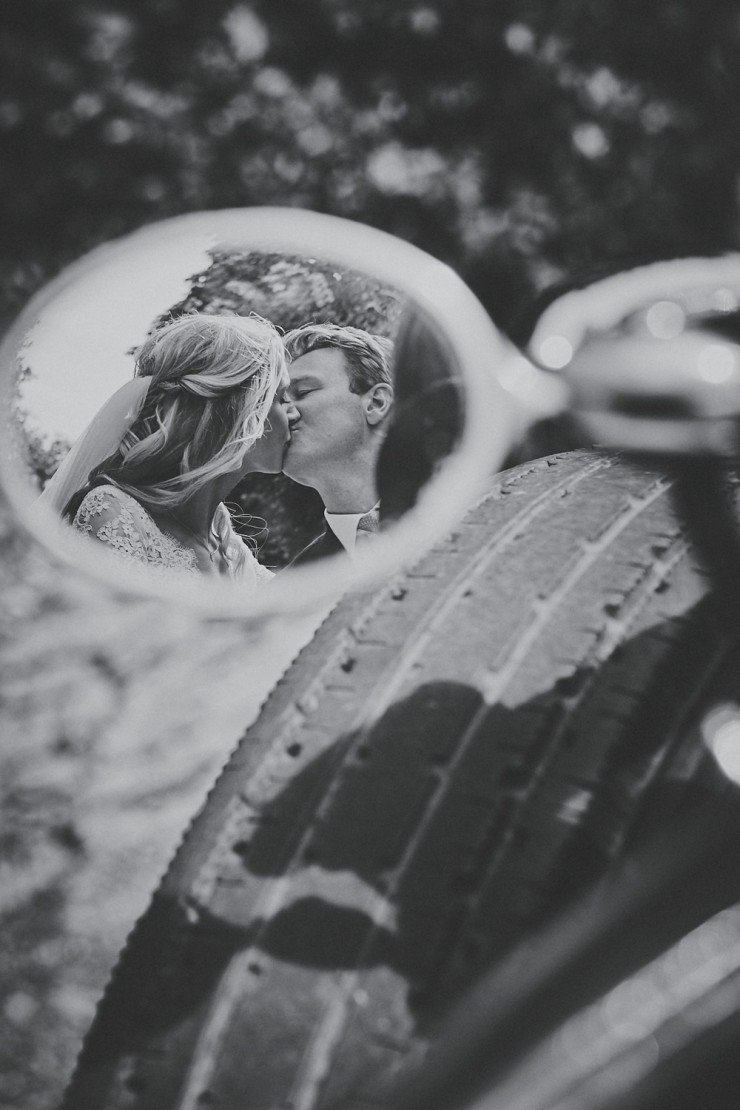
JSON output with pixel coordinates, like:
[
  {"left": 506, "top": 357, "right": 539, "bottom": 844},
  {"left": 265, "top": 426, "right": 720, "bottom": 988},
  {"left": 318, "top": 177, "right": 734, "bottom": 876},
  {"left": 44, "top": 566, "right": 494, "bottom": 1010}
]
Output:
[
  {"left": 39, "top": 313, "right": 395, "bottom": 586},
  {"left": 283, "top": 323, "right": 393, "bottom": 564}
]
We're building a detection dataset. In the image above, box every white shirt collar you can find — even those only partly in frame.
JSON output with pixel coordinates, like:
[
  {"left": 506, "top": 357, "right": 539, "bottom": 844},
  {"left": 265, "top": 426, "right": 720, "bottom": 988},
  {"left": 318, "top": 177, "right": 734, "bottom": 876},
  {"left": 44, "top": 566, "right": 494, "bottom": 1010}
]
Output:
[{"left": 324, "top": 503, "right": 380, "bottom": 555}]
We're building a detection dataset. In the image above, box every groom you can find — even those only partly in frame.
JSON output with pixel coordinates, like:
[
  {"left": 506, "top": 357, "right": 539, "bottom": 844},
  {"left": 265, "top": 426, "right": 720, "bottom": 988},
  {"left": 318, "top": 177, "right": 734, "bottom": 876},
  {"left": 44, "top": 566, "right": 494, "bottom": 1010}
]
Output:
[{"left": 282, "top": 323, "right": 394, "bottom": 564}]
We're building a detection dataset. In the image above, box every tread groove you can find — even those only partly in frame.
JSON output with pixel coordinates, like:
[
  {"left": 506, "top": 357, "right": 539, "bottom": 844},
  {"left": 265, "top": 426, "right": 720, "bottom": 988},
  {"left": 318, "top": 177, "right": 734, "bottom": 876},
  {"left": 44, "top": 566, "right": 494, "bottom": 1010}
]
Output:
[{"left": 62, "top": 452, "right": 740, "bottom": 1110}]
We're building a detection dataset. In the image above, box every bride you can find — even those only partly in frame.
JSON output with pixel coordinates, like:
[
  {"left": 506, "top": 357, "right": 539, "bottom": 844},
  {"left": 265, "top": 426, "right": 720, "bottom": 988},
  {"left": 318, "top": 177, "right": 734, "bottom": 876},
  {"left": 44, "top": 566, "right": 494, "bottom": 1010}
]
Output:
[{"left": 38, "top": 312, "right": 294, "bottom": 586}]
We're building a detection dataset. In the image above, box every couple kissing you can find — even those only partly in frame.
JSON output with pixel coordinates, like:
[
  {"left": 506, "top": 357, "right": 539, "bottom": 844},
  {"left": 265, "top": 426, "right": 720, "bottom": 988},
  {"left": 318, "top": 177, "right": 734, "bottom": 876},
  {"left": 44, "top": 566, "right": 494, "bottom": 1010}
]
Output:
[{"left": 38, "top": 314, "right": 394, "bottom": 590}]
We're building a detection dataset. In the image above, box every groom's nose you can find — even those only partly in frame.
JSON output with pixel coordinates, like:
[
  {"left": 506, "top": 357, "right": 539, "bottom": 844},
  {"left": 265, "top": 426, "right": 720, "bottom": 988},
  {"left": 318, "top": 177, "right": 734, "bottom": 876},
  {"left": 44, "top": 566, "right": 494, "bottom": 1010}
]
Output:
[{"left": 286, "top": 399, "right": 301, "bottom": 425}]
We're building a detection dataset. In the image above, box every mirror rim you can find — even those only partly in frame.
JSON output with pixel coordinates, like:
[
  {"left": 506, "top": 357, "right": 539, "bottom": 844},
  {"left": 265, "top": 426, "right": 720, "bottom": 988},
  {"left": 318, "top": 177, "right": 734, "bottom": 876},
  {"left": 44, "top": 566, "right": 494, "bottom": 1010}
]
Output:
[{"left": 0, "top": 207, "right": 519, "bottom": 621}]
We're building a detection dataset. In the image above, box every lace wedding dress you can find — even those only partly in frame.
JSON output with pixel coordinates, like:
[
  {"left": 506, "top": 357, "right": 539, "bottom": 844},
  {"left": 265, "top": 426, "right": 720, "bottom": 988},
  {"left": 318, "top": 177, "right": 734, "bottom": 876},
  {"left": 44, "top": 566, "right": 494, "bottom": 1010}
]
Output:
[{"left": 72, "top": 485, "right": 274, "bottom": 588}]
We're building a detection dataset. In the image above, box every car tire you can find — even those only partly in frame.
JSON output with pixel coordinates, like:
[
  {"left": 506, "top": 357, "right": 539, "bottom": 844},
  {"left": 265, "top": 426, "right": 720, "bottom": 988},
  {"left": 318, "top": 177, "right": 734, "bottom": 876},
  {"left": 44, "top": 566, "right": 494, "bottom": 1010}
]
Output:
[{"left": 62, "top": 449, "right": 739, "bottom": 1110}]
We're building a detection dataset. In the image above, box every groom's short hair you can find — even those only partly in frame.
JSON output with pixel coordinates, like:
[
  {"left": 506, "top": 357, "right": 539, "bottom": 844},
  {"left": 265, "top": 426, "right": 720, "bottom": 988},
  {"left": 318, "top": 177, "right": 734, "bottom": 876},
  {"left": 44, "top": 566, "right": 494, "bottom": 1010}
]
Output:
[{"left": 283, "top": 323, "right": 393, "bottom": 395}]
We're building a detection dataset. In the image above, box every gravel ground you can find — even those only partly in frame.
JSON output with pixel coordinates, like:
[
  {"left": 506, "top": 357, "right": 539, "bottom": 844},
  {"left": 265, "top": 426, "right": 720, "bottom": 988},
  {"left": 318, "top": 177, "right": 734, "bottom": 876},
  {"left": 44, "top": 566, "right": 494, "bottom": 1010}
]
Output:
[{"left": 0, "top": 488, "right": 325, "bottom": 1110}]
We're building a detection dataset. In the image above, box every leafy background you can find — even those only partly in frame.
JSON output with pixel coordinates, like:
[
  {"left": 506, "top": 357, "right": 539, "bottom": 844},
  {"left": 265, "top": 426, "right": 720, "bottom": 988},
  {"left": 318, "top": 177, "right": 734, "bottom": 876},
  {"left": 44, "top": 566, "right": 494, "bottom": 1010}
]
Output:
[
  {"left": 1, "top": 3, "right": 739, "bottom": 1107},
  {"left": 3, "top": 0, "right": 738, "bottom": 333}
]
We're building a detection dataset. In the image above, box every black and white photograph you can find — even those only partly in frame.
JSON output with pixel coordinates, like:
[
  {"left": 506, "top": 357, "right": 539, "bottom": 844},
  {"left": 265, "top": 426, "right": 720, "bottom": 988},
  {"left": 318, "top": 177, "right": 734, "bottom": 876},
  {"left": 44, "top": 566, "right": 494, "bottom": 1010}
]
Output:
[{"left": 1, "top": 3, "right": 740, "bottom": 1109}]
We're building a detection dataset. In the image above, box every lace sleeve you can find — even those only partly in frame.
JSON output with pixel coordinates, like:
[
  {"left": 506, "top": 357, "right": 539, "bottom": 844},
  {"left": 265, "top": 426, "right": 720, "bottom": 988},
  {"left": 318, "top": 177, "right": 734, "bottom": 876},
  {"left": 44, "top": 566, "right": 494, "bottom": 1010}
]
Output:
[
  {"left": 71, "top": 486, "right": 199, "bottom": 575},
  {"left": 72, "top": 487, "right": 153, "bottom": 565}
]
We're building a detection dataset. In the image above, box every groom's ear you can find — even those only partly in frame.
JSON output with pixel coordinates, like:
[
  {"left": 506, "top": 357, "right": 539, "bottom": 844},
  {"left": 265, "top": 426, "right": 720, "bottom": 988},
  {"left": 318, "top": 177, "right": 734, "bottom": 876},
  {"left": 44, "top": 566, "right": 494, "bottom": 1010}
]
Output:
[{"left": 363, "top": 383, "right": 393, "bottom": 427}]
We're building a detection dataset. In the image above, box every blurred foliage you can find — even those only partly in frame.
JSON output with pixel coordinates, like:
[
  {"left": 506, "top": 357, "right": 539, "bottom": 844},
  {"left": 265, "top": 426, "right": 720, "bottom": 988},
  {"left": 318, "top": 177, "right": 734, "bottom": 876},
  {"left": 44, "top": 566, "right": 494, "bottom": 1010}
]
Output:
[
  {"left": 2, "top": 0, "right": 738, "bottom": 337},
  {"left": 20, "top": 426, "right": 70, "bottom": 491},
  {"left": 154, "top": 248, "right": 405, "bottom": 335}
]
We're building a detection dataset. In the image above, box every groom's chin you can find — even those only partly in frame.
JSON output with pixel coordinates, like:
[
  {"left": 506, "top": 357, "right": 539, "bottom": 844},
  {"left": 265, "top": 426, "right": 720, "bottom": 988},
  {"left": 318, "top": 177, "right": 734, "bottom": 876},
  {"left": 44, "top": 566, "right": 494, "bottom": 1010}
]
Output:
[
  {"left": 281, "top": 456, "right": 313, "bottom": 487},
  {"left": 282, "top": 463, "right": 306, "bottom": 484}
]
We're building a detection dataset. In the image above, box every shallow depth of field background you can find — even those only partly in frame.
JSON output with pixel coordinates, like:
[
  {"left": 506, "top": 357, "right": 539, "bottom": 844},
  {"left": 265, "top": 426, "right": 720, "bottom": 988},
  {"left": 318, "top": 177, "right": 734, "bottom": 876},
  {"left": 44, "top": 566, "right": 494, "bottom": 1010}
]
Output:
[
  {"left": 3, "top": 1, "right": 738, "bottom": 336},
  {"left": 1, "top": 3, "right": 739, "bottom": 1109}
]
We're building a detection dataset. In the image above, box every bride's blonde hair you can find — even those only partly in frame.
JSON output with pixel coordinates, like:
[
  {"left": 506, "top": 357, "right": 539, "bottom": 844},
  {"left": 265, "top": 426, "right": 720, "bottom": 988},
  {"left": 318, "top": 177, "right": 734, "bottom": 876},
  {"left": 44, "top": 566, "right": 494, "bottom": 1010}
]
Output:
[{"left": 65, "top": 313, "right": 285, "bottom": 574}]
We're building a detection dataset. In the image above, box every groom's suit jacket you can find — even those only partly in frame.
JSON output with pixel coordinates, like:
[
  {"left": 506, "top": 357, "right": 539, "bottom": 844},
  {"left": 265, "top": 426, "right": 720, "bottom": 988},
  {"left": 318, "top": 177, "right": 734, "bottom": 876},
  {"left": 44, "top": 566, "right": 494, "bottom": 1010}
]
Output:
[
  {"left": 289, "top": 525, "right": 344, "bottom": 567},
  {"left": 289, "top": 504, "right": 381, "bottom": 567}
]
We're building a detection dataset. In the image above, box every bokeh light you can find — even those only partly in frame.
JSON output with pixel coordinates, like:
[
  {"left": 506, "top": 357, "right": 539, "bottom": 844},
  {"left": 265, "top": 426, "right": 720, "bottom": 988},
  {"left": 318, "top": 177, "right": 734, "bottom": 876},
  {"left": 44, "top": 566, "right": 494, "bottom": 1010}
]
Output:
[
  {"left": 538, "top": 335, "right": 574, "bottom": 369},
  {"left": 696, "top": 343, "right": 737, "bottom": 385},
  {"left": 701, "top": 703, "right": 740, "bottom": 783},
  {"left": 646, "top": 300, "right": 686, "bottom": 339}
]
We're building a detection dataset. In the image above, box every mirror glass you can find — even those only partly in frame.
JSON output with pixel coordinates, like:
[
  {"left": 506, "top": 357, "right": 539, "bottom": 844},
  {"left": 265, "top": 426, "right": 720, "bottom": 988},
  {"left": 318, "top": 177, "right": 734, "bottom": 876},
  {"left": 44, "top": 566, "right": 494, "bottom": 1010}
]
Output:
[
  {"left": 18, "top": 241, "right": 407, "bottom": 571},
  {"left": 0, "top": 209, "right": 513, "bottom": 614}
]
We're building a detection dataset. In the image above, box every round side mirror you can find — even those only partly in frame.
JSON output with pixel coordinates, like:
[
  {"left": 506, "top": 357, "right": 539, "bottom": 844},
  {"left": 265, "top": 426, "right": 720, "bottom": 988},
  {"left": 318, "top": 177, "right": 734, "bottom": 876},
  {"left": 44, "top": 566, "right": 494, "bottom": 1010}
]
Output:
[{"left": 0, "top": 207, "right": 544, "bottom": 621}]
